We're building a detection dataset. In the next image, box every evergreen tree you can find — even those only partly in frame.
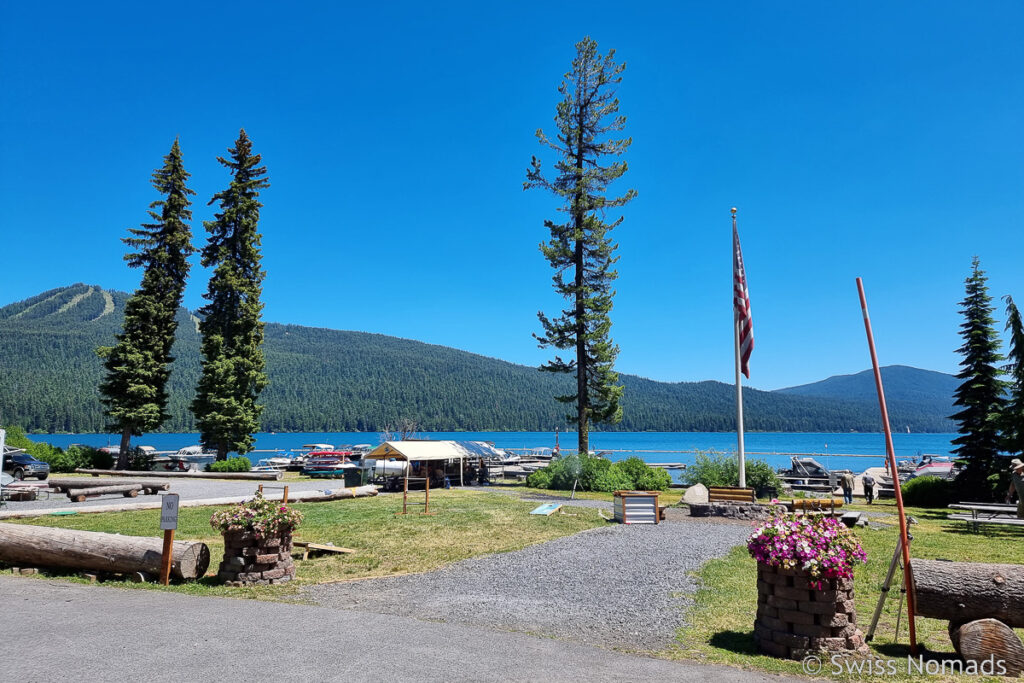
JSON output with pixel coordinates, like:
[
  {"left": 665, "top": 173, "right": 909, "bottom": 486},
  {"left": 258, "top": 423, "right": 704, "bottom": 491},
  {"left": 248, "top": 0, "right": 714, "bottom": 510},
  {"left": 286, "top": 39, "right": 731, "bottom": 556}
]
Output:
[
  {"left": 526, "top": 37, "right": 636, "bottom": 455},
  {"left": 1001, "top": 295, "right": 1024, "bottom": 460},
  {"left": 950, "top": 257, "right": 1006, "bottom": 499},
  {"left": 98, "top": 140, "right": 195, "bottom": 468},
  {"left": 192, "top": 130, "right": 269, "bottom": 459}
]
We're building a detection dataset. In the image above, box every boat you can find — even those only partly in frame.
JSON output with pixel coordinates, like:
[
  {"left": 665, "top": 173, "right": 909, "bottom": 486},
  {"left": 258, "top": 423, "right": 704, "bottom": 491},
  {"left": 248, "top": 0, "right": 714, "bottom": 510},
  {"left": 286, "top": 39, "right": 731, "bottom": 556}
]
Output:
[
  {"left": 777, "top": 456, "right": 850, "bottom": 493},
  {"left": 302, "top": 450, "right": 359, "bottom": 478},
  {"left": 250, "top": 457, "right": 292, "bottom": 473}
]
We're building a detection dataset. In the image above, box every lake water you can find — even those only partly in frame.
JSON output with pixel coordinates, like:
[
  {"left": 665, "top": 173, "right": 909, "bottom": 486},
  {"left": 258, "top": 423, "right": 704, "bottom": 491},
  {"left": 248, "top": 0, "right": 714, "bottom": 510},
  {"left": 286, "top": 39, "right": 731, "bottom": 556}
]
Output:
[{"left": 31, "top": 431, "right": 956, "bottom": 476}]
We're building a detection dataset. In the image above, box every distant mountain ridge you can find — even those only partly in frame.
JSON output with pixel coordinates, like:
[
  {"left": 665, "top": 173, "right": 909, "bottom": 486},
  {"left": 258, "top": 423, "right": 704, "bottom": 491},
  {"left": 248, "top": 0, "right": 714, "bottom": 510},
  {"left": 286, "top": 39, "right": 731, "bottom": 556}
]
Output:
[{"left": 0, "top": 284, "right": 957, "bottom": 434}]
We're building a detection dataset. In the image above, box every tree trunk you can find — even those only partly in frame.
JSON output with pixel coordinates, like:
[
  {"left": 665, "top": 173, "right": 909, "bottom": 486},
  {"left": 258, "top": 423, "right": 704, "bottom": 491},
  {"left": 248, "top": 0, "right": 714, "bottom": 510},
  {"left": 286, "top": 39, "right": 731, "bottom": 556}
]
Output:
[
  {"left": 949, "top": 619, "right": 1024, "bottom": 676},
  {"left": 0, "top": 522, "right": 210, "bottom": 580},
  {"left": 912, "top": 559, "right": 1024, "bottom": 627},
  {"left": 574, "top": 100, "right": 588, "bottom": 458},
  {"left": 217, "top": 443, "right": 228, "bottom": 461},
  {"left": 116, "top": 427, "right": 132, "bottom": 470}
]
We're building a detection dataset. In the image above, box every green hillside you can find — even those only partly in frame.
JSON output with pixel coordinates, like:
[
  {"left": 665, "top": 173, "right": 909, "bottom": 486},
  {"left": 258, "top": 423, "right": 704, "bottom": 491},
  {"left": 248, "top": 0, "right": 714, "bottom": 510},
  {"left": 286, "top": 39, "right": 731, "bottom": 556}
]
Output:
[{"left": 0, "top": 284, "right": 955, "bottom": 433}]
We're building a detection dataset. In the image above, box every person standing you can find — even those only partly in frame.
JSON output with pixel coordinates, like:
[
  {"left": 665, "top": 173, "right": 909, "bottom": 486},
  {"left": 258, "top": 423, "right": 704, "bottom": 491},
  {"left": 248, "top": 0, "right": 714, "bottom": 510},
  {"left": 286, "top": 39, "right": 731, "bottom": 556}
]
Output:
[
  {"left": 1007, "top": 458, "right": 1024, "bottom": 519},
  {"left": 840, "top": 471, "right": 855, "bottom": 505},
  {"left": 862, "top": 473, "right": 876, "bottom": 504}
]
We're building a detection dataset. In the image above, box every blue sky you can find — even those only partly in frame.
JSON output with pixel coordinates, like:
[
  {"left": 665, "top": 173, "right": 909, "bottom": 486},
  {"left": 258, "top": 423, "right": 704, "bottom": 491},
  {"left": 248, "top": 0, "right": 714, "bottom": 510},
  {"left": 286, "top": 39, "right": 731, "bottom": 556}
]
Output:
[{"left": 2, "top": 1, "right": 1022, "bottom": 391}]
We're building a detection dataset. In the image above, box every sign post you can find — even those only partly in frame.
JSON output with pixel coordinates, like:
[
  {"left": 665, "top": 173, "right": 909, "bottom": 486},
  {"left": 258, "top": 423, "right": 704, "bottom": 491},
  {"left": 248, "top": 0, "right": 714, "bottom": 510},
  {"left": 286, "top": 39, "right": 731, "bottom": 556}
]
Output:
[{"left": 159, "top": 493, "right": 179, "bottom": 585}]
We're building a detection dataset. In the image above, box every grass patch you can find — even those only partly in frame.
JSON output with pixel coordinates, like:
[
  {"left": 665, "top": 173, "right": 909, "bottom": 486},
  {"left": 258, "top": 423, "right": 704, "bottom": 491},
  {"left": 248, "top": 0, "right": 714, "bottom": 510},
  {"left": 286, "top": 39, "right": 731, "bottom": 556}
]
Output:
[
  {"left": 672, "top": 501, "right": 1023, "bottom": 681},
  {"left": 4, "top": 489, "right": 606, "bottom": 599}
]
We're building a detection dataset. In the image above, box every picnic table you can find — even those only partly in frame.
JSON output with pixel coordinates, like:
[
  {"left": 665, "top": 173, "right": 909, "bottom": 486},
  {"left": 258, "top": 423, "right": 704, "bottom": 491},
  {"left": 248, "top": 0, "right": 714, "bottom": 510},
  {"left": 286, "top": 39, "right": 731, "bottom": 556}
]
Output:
[{"left": 947, "top": 502, "right": 1024, "bottom": 532}]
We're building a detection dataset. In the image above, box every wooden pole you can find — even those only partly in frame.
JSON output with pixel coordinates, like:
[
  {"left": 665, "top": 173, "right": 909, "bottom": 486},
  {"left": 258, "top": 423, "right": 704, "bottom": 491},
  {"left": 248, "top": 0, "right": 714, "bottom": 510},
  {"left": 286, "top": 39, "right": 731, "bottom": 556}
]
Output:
[
  {"left": 282, "top": 485, "right": 289, "bottom": 504},
  {"left": 159, "top": 528, "right": 175, "bottom": 586},
  {"left": 401, "top": 463, "right": 409, "bottom": 515},
  {"left": 857, "top": 277, "right": 917, "bottom": 654}
]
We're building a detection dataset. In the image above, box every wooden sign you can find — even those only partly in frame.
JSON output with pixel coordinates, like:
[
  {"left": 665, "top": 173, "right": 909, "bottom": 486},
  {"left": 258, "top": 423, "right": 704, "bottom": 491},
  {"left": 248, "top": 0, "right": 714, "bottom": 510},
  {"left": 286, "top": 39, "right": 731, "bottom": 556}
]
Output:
[{"left": 160, "top": 493, "right": 179, "bottom": 530}]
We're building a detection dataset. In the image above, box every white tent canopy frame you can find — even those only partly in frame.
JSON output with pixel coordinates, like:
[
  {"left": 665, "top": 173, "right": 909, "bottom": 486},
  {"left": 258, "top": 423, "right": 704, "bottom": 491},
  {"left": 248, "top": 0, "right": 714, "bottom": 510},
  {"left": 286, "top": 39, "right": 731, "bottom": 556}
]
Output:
[{"left": 368, "top": 441, "right": 474, "bottom": 514}]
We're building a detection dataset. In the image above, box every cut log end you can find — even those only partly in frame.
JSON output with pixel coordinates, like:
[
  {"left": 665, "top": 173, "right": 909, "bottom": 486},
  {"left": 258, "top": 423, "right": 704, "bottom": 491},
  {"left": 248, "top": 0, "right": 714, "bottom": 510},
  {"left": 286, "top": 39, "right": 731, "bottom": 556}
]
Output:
[{"left": 950, "top": 619, "right": 1024, "bottom": 677}]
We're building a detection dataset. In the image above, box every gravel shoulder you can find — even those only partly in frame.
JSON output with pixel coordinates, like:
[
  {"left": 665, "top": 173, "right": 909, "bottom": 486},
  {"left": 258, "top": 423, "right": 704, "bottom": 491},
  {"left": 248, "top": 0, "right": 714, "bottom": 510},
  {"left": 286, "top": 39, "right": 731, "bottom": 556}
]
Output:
[{"left": 305, "top": 515, "right": 752, "bottom": 653}]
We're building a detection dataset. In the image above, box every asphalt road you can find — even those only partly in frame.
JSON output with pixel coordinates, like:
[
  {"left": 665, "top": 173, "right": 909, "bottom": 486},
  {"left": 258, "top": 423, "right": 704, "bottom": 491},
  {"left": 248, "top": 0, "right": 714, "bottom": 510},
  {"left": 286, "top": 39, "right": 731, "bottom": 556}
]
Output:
[{"left": 2, "top": 577, "right": 801, "bottom": 682}]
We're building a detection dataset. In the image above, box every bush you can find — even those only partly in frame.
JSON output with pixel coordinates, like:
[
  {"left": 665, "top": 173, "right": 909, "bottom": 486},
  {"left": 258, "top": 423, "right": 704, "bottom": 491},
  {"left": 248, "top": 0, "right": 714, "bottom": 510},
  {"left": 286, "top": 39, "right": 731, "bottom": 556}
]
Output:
[
  {"left": 901, "top": 475, "right": 955, "bottom": 508},
  {"left": 208, "top": 457, "right": 252, "bottom": 473},
  {"left": 526, "top": 454, "right": 671, "bottom": 492},
  {"left": 684, "top": 451, "right": 780, "bottom": 494}
]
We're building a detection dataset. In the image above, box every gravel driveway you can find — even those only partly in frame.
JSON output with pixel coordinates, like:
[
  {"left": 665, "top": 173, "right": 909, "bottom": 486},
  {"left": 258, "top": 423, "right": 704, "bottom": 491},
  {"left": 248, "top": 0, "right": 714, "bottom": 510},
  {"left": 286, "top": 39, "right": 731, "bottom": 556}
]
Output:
[{"left": 305, "top": 516, "right": 752, "bottom": 652}]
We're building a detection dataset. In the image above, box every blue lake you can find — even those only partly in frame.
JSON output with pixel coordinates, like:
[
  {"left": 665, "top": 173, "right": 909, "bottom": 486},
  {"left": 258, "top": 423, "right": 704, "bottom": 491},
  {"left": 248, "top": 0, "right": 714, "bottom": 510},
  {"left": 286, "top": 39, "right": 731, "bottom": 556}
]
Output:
[{"left": 31, "top": 431, "right": 956, "bottom": 475}]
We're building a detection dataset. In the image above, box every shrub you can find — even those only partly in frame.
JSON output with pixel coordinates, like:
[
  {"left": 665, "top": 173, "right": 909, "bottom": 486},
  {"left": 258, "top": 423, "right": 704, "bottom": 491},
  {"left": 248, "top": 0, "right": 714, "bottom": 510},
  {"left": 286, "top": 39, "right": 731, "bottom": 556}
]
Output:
[
  {"left": 526, "top": 454, "right": 671, "bottom": 492},
  {"left": 901, "top": 475, "right": 955, "bottom": 508},
  {"left": 208, "top": 457, "right": 252, "bottom": 473},
  {"left": 590, "top": 464, "right": 635, "bottom": 492},
  {"left": 684, "top": 451, "right": 779, "bottom": 494}
]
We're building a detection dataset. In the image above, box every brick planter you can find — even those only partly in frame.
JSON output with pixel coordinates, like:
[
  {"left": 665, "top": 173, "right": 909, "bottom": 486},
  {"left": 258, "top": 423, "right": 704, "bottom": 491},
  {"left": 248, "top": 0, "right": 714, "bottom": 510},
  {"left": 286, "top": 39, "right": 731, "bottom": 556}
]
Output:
[
  {"left": 218, "top": 530, "right": 296, "bottom": 587},
  {"left": 754, "top": 563, "right": 870, "bottom": 659}
]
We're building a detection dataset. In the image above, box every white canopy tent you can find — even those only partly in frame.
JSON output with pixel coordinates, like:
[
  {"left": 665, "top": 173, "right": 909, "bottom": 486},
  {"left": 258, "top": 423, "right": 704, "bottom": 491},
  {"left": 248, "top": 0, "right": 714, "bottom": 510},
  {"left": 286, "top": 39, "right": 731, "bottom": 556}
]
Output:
[{"left": 366, "top": 440, "right": 476, "bottom": 487}]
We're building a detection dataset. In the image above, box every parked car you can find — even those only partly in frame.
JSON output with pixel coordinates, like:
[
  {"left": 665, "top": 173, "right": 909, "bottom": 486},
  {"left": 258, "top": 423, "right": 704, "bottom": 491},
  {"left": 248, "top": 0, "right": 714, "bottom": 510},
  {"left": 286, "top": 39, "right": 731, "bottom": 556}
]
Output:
[{"left": 2, "top": 452, "right": 50, "bottom": 480}]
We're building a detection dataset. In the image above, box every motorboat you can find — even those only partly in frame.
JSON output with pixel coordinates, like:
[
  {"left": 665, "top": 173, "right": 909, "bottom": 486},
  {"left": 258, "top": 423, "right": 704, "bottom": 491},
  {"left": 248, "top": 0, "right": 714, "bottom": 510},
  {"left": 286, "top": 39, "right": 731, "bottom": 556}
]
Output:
[{"left": 302, "top": 450, "right": 359, "bottom": 478}]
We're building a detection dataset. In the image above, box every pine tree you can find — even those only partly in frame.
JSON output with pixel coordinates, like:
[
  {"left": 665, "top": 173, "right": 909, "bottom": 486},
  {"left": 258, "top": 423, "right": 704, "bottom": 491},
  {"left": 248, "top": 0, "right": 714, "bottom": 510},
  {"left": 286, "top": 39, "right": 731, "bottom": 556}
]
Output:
[
  {"left": 1001, "top": 295, "right": 1024, "bottom": 459},
  {"left": 950, "top": 257, "right": 1006, "bottom": 499},
  {"left": 98, "top": 139, "right": 195, "bottom": 469},
  {"left": 192, "top": 130, "right": 269, "bottom": 459},
  {"left": 526, "top": 37, "right": 636, "bottom": 456}
]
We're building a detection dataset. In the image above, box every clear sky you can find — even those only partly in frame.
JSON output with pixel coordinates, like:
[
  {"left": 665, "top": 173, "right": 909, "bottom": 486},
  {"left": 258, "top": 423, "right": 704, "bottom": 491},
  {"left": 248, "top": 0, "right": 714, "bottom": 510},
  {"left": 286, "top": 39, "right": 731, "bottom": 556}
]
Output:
[{"left": 2, "top": 2, "right": 1022, "bottom": 391}]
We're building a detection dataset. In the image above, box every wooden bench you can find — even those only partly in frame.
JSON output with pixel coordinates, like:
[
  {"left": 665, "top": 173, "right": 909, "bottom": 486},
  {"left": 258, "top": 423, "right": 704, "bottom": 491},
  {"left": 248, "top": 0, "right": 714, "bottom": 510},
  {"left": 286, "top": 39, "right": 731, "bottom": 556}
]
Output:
[
  {"left": 708, "top": 486, "right": 756, "bottom": 504},
  {"left": 788, "top": 498, "right": 844, "bottom": 513}
]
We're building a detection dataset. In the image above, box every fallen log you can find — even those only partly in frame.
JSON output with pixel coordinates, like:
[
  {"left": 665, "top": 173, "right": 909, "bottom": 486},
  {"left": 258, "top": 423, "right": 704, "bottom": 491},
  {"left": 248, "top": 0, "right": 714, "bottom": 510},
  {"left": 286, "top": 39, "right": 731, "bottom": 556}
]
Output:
[
  {"left": 912, "top": 559, "right": 1024, "bottom": 627},
  {"left": 49, "top": 478, "right": 170, "bottom": 491},
  {"left": 75, "top": 468, "right": 282, "bottom": 481},
  {"left": 0, "top": 522, "right": 209, "bottom": 580},
  {"left": 949, "top": 619, "right": 1024, "bottom": 677}
]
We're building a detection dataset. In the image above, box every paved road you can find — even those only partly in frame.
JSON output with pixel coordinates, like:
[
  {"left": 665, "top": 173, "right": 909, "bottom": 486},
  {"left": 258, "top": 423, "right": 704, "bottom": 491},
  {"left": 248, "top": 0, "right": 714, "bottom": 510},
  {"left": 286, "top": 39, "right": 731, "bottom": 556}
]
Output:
[{"left": 2, "top": 577, "right": 800, "bottom": 682}]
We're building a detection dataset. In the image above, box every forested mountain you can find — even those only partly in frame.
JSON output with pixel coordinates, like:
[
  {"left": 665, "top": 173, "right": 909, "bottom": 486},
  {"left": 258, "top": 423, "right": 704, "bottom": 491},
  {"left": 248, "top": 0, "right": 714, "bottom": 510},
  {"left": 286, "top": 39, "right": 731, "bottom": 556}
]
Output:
[{"left": 0, "top": 285, "right": 956, "bottom": 433}]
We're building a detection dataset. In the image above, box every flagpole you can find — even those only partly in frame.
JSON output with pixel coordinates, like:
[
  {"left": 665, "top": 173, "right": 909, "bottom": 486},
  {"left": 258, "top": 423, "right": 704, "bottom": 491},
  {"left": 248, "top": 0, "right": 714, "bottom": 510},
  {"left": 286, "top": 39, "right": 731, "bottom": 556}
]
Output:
[{"left": 733, "top": 208, "right": 746, "bottom": 489}]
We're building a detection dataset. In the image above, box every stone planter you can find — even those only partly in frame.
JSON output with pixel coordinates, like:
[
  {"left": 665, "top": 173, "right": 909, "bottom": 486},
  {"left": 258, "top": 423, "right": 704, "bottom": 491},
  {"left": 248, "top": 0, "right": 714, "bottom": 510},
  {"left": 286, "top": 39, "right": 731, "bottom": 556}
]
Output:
[
  {"left": 218, "top": 529, "right": 296, "bottom": 587},
  {"left": 754, "top": 563, "right": 870, "bottom": 659}
]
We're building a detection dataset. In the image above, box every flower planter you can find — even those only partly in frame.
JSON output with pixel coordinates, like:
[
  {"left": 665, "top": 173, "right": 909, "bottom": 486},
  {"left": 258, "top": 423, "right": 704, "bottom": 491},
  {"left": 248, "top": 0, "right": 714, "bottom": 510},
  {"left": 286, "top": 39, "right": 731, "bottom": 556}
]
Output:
[
  {"left": 217, "top": 529, "right": 296, "bottom": 587},
  {"left": 754, "top": 563, "right": 869, "bottom": 659}
]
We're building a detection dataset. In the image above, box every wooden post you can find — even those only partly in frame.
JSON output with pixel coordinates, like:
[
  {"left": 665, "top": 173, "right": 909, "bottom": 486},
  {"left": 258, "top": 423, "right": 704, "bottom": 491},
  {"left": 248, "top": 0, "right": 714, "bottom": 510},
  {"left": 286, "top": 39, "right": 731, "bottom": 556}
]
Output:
[
  {"left": 424, "top": 462, "right": 431, "bottom": 514},
  {"left": 282, "top": 486, "right": 289, "bottom": 504},
  {"left": 159, "top": 529, "right": 174, "bottom": 586},
  {"left": 400, "top": 464, "right": 409, "bottom": 515},
  {"left": 258, "top": 484, "right": 264, "bottom": 494}
]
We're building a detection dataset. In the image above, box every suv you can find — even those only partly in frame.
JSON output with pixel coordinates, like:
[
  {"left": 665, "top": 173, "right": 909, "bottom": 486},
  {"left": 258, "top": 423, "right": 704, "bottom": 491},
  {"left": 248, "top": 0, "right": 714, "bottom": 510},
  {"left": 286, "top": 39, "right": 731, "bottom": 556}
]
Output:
[{"left": 3, "top": 452, "right": 50, "bottom": 481}]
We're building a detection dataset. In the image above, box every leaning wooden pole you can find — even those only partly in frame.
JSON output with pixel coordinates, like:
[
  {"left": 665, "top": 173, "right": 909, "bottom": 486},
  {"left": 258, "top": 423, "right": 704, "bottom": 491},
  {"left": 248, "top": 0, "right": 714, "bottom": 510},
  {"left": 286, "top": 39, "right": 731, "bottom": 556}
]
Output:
[{"left": 856, "top": 277, "right": 917, "bottom": 654}]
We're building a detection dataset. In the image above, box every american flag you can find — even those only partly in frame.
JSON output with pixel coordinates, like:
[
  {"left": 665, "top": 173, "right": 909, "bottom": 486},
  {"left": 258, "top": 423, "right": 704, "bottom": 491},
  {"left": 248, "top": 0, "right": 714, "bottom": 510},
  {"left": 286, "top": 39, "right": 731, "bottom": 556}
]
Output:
[{"left": 733, "top": 219, "right": 754, "bottom": 378}]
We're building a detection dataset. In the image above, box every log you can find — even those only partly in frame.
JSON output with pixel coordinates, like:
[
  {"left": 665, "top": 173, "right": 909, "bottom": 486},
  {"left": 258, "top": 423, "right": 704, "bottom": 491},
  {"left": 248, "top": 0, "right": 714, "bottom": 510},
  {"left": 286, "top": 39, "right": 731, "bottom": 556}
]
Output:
[
  {"left": 949, "top": 619, "right": 1024, "bottom": 677},
  {"left": 68, "top": 485, "right": 143, "bottom": 502},
  {"left": 0, "top": 522, "right": 209, "bottom": 580},
  {"left": 49, "top": 478, "right": 170, "bottom": 491},
  {"left": 75, "top": 468, "right": 282, "bottom": 481},
  {"left": 912, "top": 559, "right": 1024, "bottom": 627}
]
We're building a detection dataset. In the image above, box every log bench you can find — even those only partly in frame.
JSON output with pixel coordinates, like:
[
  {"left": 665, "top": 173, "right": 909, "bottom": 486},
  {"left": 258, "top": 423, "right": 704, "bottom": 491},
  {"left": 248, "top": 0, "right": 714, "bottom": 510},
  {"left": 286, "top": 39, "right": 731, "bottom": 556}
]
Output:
[
  {"left": 66, "top": 484, "right": 144, "bottom": 503},
  {"left": 707, "top": 486, "right": 756, "bottom": 504}
]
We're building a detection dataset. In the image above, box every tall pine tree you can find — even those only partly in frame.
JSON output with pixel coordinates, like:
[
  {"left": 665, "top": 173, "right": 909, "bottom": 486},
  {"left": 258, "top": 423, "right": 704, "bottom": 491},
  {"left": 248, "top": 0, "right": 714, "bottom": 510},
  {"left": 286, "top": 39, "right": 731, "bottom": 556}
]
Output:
[
  {"left": 98, "top": 139, "right": 195, "bottom": 469},
  {"left": 950, "top": 257, "right": 1006, "bottom": 499},
  {"left": 526, "top": 37, "right": 636, "bottom": 456},
  {"left": 1001, "top": 295, "right": 1024, "bottom": 459},
  {"left": 192, "top": 130, "right": 269, "bottom": 459}
]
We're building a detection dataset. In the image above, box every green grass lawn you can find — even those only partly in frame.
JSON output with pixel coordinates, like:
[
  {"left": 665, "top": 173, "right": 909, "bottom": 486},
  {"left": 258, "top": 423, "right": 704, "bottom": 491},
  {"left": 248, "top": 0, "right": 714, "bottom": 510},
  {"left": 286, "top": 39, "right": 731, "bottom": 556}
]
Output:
[
  {"left": 4, "top": 489, "right": 606, "bottom": 599},
  {"left": 670, "top": 500, "right": 1023, "bottom": 681}
]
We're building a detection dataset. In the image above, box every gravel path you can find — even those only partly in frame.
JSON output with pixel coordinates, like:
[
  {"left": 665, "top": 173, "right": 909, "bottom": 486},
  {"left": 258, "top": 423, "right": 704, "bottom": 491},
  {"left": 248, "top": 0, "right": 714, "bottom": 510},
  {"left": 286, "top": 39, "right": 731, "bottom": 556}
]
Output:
[{"left": 305, "top": 517, "right": 751, "bottom": 652}]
